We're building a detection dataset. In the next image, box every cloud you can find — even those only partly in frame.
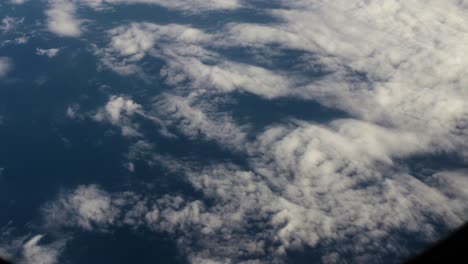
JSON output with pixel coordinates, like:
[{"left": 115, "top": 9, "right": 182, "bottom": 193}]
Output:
[
  {"left": 0, "top": 233, "right": 64, "bottom": 264},
  {"left": 152, "top": 93, "right": 247, "bottom": 147},
  {"left": 46, "top": 0, "right": 81, "bottom": 37},
  {"left": 0, "top": 57, "right": 12, "bottom": 78},
  {"left": 44, "top": 0, "right": 241, "bottom": 37},
  {"left": 94, "top": 23, "right": 213, "bottom": 76},
  {"left": 22, "top": 235, "right": 63, "bottom": 264},
  {"left": 218, "top": 0, "right": 468, "bottom": 156},
  {"left": 38, "top": 118, "right": 468, "bottom": 262},
  {"left": 146, "top": 119, "right": 465, "bottom": 262},
  {"left": 80, "top": 0, "right": 241, "bottom": 12},
  {"left": 66, "top": 105, "right": 79, "bottom": 119},
  {"left": 97, "top": 0, "right": 468, "bottom": 162},
  {"left": 95, "top": 95, "right": 141, "bottom": 124},
  {"left": 36, "top": 48, "right": 61, "bottom": 58},
  {"left": 0, "top": 17, "right": 24, "bottom": 33},
  {"left": 92, "top": 1, "right": 468, "bottom": 160},
  {"left": 42, "top": 185, "right": 120, "bottom": 231},
  {"left": 40, "top": 163, "right": 468, "bottom": 263},
  {"left": 9, "top": 0, "right": 28, "bottom": 4},
  {"left": 94, "top": 95, "right": 142, "bottom": 137},
  {"left": 38, "top": 0, "right": 468, "bottom": 263},
  {"left": 98, "top": 22, "right": 295, "bottom": 98}
]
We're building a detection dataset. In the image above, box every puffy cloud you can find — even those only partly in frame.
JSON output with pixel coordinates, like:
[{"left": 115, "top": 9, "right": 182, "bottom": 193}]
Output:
[
  {"left": 36, "top": 48, "right": 61, "bottom": 58},
  {"left": 219, "top": 0, "right": 468, "bottom": 156},
  {"left": 0, "top": 57, "right": 12, "bottom": 79},
  {"left": 40, "top": 163, "right": 468, "bottom": 263},
  {"left": 92, "top": 0, "right": 468, "bottom": 159},
  {"left": 145, "top": 119, "right": 466, "bottom": 262},
  {"left": 94, "top": 95, "right": 142, "bottom": 137},
  {"left": 46, "top": 0, "right": 81, "bottom": 37},
  {"left": 95, "top": 95, "right": 141, "bottom": 124},
  {"left": 42, "top": 185, "right": 120, "bottom": 231},
  {"left": 38, "top": 119, "right": 468, "bottom": 262}
]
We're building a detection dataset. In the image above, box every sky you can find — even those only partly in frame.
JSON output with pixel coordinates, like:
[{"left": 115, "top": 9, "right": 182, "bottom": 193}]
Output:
[{"left": 0, "top": 0, "right": 468, "bottom": 263}]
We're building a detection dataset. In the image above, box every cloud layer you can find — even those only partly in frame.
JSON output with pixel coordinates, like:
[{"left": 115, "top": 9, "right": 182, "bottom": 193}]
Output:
[{"left": 4, "top": 0, "right": 468, "bottom": 263}]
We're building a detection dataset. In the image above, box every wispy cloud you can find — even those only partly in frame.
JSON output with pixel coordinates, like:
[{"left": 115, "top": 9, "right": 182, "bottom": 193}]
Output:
[
  {"left": 80, "top": 0, "right": 241, "bottom": 12},
  {"left": 0, "top": 233, "right": 65, "bottom": 264},
  {"left": 0, "top": 17, "right": 24, "bottom": 33}
]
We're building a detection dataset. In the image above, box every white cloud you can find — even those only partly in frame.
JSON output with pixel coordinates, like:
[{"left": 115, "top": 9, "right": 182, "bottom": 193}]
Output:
[
  {"left": 39, "top": 117, "right": 468, "bottom": 262},
  {"left": 0, "top": 17, "right": 24, "bottom": 33},
  {"left": 40, "top": 163, "right": 468, "bottom": 263},
  {"left": 218, "top": 0, "right": 468, "bottom": 156},
  {"left": 80, "top": 0, "right": 241, "bottom": 12},
  {"left": 162, "top": 57, "right": 293, "bottom": 98},
  {"left": 36, "top": 48, "right": 61, "bottom": 58},
  {"left": 152, "top": 93, "right": 247, "bottom": 147},
  {"left": 95, "top": 95, "right": 141, "bottom": 124},
  {"left": 98, "top": 22, "right": 295, "bottom": 98},
  {"left": 94, "top": 95, "right": 142, "bottom": 137},
  {"left": 0, "top": 57, "right": 12, "bottom": 79},
  {"left": 22, "top": 235, "right": 63, "bottom": 264},
  {"left": 0, "top": 233, "right": 64, "bottom": 264},
  {"left": 46, "top": 0, "right": 81, "bottom": 37},
  {"left": 44, "top": 0, "right": 241, "bottom": 37},
  {"left": 43, "top": 185, "right": 120, "bottom": 231},
  {"left": 41, "top": 0, "right": 468, "bottom": 263},
  {"left": 95, "top": 23, "right": 213, "bottom": 76},
  {"left": 9, "top": 0, "right": 28, "bottom": 4},
  {"left": 91, "top": 0, "right": 468, "bottom": 161}
]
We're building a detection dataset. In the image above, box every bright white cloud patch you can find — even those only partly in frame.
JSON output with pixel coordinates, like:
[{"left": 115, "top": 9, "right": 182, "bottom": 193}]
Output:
[
  {"left": 95, "top": 1, "right": 468, "bottom": 157},
  {"left": 94, "top": 95, "right": 143, "bottom": 137},
  {"left": 46, "top": 0, "right": 81, "bottom": 37},
  {"left": 220, "top": 0, "right": 468, "bottom": 155},
  {"left": 94, "top": 96, "right": 140, "bottom": 122},
  {"left": 36, "top": 48, "right": 61, "bottom": 58},
  {"left": 43, "top": 185, "right": 119, "bottom": 231}
]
